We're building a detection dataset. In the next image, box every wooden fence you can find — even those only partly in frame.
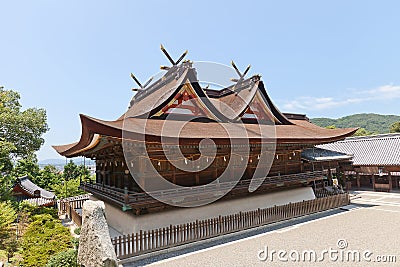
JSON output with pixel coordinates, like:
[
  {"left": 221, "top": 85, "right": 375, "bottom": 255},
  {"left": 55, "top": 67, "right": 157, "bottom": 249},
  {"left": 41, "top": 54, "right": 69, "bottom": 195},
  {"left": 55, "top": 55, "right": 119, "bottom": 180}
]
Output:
[
  {"left": 112, "top": 193, "right": 349, "bottom": 259},
  {"left": 59, "top": 194, "right": 90, "bottom": 227},
  {"left": 374, "top": 183, "right": 391, "bottom": 192},
  {"left": 314, "top": 188, "right": 346, "bottom": 198},
  {"left": 58, "top": 194, "right": 90, "bottom": 214}
]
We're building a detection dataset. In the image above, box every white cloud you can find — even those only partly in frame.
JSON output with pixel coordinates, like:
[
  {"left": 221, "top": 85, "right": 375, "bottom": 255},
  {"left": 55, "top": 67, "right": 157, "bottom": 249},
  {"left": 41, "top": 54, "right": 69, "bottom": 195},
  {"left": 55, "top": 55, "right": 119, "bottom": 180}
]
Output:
[
  {"left": 369, "top": 84, "right": 400, "bottom": 98},
  {"left": 282, "top": 84, "right": 400, "bottom": 112}
]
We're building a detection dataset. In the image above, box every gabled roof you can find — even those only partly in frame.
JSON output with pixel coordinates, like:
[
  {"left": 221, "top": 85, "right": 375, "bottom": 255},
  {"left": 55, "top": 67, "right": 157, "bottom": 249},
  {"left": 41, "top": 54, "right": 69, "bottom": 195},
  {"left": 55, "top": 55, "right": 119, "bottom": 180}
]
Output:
[
  {"left": 121, "top": 62, "right": 293, "bottom": 124},
  {"left": 53, "top": 57, "right": 358, "bottom": 157},
  {"left": 13, "top": 176, "right": 55, "bottom": 199},
  {"left": 318, "top": 133, "right": 400, "bottom": 166}
]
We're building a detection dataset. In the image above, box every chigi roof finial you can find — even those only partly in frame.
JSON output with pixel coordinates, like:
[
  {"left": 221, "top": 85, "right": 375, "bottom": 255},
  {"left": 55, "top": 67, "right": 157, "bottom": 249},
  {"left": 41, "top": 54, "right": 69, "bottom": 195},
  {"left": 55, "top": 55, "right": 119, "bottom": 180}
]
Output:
[
  {"left": 230, "top": 61, "right": 251, "bottom": 82},
  {"left": 130, "top": 73, "right": 153, "bottom": 92},
  {"left": 159, "top": 44, "right": 188, "bottom": 70}
]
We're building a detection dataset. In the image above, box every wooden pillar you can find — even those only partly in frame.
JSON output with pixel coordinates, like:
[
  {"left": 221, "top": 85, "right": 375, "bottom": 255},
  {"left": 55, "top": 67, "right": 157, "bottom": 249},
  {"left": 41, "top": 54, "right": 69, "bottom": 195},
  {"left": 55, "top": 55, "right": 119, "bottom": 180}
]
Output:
[
  {"left": 95, "top": 164, "right": 100, "bottom": 184},
  {"left": 344, "top": 172, "right": 350, "bottom": 191},
  {"left": 371, "top": 174, "right": 375, "bottom": 190},
  {"left": 388, "top": 172, "right": 392, "bottom": 191},
  {"left": 172, "top": 166, "right": 176, "bottom": 184},
  {"left": 105, "top": 164, "right": 109, "bottom": 186},
  {"left": 395, "top": 175, "right": 399, "bottom": 189},
  {"left": 124, "top": 170, "right": 129, "bottom": 190},
  {"left": 111, "top": 162, "right": 115, "bottom": 187},
  {"left": 336, "top": 166, "right": 343, "bottom": 188},
  {"left": 356, "top": 172, "right": 361, "bottom": 188},
  {"left": 336, "top": 166, "right": 340, "bottom": 178},
  {"left": 284, "top": 158, "right": 287, "bottom": 175},
  {"left": 327, "top": 168, "right": 333, "bottom": 185},
  {"left": 138, "top": 157, "right": 145, "bottom": 189}
]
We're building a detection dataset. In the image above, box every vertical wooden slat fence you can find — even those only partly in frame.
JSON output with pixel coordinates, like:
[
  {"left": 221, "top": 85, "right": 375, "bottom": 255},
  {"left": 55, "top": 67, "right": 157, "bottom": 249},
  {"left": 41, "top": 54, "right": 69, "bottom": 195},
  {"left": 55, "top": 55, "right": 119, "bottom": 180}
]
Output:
[
  {"left": 59, "top": 194, "right": 90, "bottom": 227},
  {"left": 58, "top": 194, "right": 90, "bottom": 214},
  {"left": 112, "top": 193, "right": 350, "bottom": 259}
]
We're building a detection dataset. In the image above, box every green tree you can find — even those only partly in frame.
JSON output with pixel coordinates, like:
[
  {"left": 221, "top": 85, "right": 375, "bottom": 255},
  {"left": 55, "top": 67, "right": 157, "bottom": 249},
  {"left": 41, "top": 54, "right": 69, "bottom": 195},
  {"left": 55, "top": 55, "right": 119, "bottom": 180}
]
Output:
[
  {"left": 0, "top": 174, "right": 13, "bottom": 200},
  {"left": 53, "top": 161, "right": 90, "bottom": 198},
  {"left": 353, "top": 128, "right": 375, "bottom": 137},
  {"left": 0, "top": 140, "right": 16, "bottom": 199},
  {"left": 51, "top": 178, "right": 85, "bottom": 198},
  {"left": 37, "top": 165, "right": 63, "bottom": 189},
  {"left": 63, "top": 160, "right": 81, "bottom": 181},
  {"left": 11, "top": 155, "right": 40, "bottom": 180},
  {"left": 77, "top": 164, "right": 90, "bottom": 181},
  {"left": 325, "top": 125, "right": 336, "bottom": 129},
  {"left": 0, "top": 87, "right": 48, "bottom": 199},
  {"left": 0, "top": 202, "right": 16, "bottom": 243},
  {"left": 0, "top": 139, "right": 15, "bottom": 174},
  {"left": 0, "top": 87, "right": 48, "bottom": 171},
  {"left": 390, "top": 121, "right": 400, "bottom": 133}
]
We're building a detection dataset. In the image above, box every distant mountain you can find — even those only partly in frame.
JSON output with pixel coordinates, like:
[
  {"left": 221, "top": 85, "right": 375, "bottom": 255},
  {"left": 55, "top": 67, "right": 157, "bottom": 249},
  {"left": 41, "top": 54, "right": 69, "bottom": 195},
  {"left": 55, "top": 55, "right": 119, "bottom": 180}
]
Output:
[
  {"left": 38, "top": 158, "right": 95, "bottom": 166},
  {"left": 311, "top": 113, "right": 400, "bottom": 134},
  {"left": 38, "top": 159, "right": 66, "bottom": 166}
]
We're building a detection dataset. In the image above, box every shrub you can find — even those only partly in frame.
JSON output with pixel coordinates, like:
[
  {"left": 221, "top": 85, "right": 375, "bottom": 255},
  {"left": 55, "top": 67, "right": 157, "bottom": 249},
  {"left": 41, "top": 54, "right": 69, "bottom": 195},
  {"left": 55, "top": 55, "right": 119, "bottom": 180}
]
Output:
[
  {"left": 20, "top": 202, "right": 58, "bottom": 219},
  {"left": 73, "top": 227, "right": 81, "bottom": 235},
  {"left": 46, "top": 249, "right": 78, "bottom": 267},
  {"left": 22, "top": 214, "right": 73, "bottom": 267},
  {"left": 71, "top": 237, "right": 79, "bottom": 250}
]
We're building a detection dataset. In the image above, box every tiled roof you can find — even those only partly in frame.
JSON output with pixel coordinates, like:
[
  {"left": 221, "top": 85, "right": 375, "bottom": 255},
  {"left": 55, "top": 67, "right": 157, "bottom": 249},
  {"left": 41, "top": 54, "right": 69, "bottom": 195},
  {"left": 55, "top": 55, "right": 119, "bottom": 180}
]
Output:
[
  {"left": 16, "top": 176, "right": 55, "bottom": 199},
  {"left": 23, "top": 197, "right": 55, "bottom": 206},
  {"left": 301, "top": 147, "right": 353, "bottom": 161},
  {"left": 317, "top": 133, "right": 400, "bottom": 166}
]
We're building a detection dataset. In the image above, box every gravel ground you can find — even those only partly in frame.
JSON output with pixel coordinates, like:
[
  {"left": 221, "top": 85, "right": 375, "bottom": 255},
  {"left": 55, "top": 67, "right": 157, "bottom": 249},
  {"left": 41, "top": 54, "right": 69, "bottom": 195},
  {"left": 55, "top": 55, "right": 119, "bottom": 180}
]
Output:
[{"left": 124, "top": 191, "right": 400, "bottom": 266}]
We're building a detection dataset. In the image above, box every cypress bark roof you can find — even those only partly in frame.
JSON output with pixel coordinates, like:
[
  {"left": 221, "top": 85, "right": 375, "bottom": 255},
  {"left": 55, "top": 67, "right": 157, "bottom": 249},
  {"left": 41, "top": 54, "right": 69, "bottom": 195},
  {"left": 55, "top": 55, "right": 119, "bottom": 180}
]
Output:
[{"left": 53, "top": 61, "right": 357, "bottom": 157}]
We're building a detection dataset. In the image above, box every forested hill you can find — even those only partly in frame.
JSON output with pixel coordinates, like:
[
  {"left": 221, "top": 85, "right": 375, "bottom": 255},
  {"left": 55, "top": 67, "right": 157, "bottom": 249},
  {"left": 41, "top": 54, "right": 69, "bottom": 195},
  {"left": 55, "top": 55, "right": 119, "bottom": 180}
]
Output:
[{"left": 310, "top": 113, "right": 400, "bottom": 134}]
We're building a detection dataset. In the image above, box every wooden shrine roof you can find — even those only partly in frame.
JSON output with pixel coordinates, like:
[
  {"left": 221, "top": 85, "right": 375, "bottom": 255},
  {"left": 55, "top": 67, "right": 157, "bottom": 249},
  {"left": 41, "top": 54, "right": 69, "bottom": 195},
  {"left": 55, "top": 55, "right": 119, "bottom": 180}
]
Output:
[
  {"left": 53, "top": 57, "right": 357, "bottom": 157},
  {"left": 53, "top": 114, "right": 357, "bottom": 157}
]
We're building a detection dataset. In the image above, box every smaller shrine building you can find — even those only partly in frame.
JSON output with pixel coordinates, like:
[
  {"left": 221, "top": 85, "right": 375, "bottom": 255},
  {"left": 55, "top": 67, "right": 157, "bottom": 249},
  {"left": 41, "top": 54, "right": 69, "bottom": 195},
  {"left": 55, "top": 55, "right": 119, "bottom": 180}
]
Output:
[{"left": 318, "top": 133, "right": 400, "bottom": 192}]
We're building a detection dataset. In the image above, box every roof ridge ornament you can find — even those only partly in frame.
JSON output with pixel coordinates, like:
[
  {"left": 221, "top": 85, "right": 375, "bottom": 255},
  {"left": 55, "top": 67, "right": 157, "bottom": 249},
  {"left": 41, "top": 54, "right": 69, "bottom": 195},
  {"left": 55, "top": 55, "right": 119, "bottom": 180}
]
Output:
[
  {"left": 130, "top": 73, "right": 154, "bottom": 92},
  {"left": 230, "top": 60, "right": 251, "bottom": 83},
  {"left": 159, "top": 44, "right": 188, "bottom": 70}
]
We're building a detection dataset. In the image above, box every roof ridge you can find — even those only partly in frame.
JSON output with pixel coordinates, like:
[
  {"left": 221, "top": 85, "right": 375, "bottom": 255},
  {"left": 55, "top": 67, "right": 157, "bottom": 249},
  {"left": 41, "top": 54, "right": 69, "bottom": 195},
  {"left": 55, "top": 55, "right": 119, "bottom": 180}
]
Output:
[{"left": 343, "top": 133, "right": 400, "bottom": 142}]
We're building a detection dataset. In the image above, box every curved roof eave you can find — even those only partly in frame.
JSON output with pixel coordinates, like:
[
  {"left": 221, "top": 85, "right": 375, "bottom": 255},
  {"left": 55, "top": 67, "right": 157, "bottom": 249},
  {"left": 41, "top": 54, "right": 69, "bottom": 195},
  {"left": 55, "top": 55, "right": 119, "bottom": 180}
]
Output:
[
  {"left": 53, "top": 114, "right": 123, "bottom": 157},
  {"left": 53, "top": 115, "right": 358, "bottom": 157}
]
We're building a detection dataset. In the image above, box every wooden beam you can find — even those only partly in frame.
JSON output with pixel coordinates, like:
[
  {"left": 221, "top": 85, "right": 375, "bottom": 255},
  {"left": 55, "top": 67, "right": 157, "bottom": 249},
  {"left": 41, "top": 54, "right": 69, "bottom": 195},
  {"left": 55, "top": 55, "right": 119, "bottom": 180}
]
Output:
[{"left": 372, "top": 174, "right": 376, "bottom": 190}]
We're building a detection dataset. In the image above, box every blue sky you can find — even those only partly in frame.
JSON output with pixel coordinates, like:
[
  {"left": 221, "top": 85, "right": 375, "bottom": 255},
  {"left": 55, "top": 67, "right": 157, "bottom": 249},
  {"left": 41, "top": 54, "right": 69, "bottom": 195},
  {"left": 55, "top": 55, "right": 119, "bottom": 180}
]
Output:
[{"left": 1, "top": 1, "right": 399, "bottom": 161}]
